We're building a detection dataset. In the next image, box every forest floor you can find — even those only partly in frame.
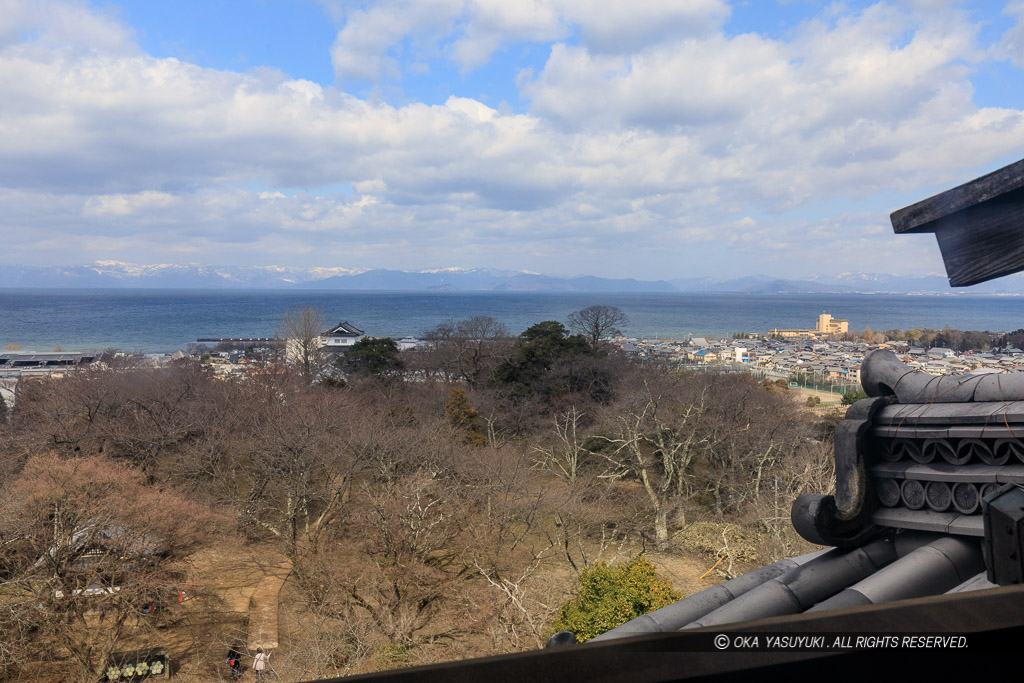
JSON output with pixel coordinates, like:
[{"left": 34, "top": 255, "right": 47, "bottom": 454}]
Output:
[
  {"left": 91, "top": 524, "right": 802, "bottom": 681},
  {"left": 132, "top": 541, "right": 745, "bottom": 680},
  {"left": 149, "top": 543, "right": 291, "bottom": 681}
]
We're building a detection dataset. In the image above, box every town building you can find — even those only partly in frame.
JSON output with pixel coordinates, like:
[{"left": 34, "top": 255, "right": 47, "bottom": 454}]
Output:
[
  {"left": 815, "top": 313, "right": 849, "bottom": 336},
  {"left": 284, "top": 321, "right": 366, "bottom": 368},
  {"left": 320, "top": 321, "right": 365, "bottom": 350},
  {"left": 770, "top": 313, "right": 849, "bottom": 339}
]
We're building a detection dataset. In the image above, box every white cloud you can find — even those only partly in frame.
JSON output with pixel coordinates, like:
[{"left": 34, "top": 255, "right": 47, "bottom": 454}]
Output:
[
  {"left": 328, "top": 0, "right": 730, "bottom": 77},
  {"left": 451, "top": 0, "right": 566, "bottom": 71},
  {"left": 354, "top": 178, "right": 387, "bottom": 193},
  {"left": 556, "top": 0, "right": 730, "bottom": 53},
  {"left": 83, "top": 191, "right": 177, "bottom": 216},
  {"left": 997, "top": 2, "right": 1024, "bottom": 68},
  {"left": 2, "top": 0, "right": 1024, "bottom": 280},
  {"left": 520, "top": 1, "right": 1024, "bottom": 213},
  {"left": 0, "top": 0, "right": 135, "bottom": 53},
  {"left": 524, "top": 2, "right": 979, "bottom": 132},
  {"left": 330, "top": 0, "right": 462, "bottom": 81}
]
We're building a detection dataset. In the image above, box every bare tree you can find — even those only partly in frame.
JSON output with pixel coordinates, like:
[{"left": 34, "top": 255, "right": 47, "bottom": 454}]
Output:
[
  {"left": 567, "top": 305, "right": 629, "bottom": 348},
  {"left": 419, "top": 316, "right": 512, "bottom": 386},
  {"left": 749, "top": 440, "right": 835, "bottom": 563},
  {"left": 348, "top": 474, "right": 469, "bottom": 646},
  {"left": 532, "top": 406, "right": 589, "bottom": 483},
  {"left": 462, "top": 447, "right": 559, "bottom": 649},
  {"left": 691, "top": 373, "right": 811, "bottom": 510},
  {"left": 592, "top": 370, "right": 818, "bottom": 549},
  {"left": 289, "top": 471, "right": 474, "bottom": 652},
  {"left": 593, "top": 375, "right": 710, "bottom": 547},
  {"left": 0, "top": 455, "right": 217, "bottom": 681},
  {"left": 7, "top": 362, "right": 218, "bottom": 478},
  {"left": 235, "top": 380, "right": 359, "bottom": 558},
  {"left": 272, "top": 602, "right": 378, "bottom": 679},
  {"left": 454, "top": 316, "right": 512, "bottom": 385},
  {"left": 279, "top": 304, "right": 328, "bottom": 381}
]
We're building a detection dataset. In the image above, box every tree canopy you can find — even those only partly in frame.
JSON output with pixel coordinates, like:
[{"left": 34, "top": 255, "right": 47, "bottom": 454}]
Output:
[
  {"left": 491, "top": 321, "right": 604, "bottom": 401},
  {"left": 339, "top": 337, "right": 404, "bottom": 378},
  {"left": 0, "top": 313, "right": 832, "bottom": 678},
  {"left": 0, "top": 454, "right": 217, "bottom": 678},
  {"left": 567, "top": 306, "right": 629, "bottom": 348}
]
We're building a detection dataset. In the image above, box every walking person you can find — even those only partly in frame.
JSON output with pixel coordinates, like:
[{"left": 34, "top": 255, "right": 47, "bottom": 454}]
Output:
[
  {"left": 253, "top": 647, "right": 271, "bottom": 682},
  {"left": 226, "top": 645, "right": 243, "bottom": 680}
]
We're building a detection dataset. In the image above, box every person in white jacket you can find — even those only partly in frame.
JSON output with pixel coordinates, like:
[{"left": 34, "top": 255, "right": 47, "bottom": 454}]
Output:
[{"left": 253, "top": 647, "right": 271, "bottom": 681}]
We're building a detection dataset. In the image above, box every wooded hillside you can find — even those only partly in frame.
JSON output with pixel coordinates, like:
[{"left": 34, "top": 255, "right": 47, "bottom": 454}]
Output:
[{"left": 0, "top": 317, "right": 833, "bottom": 681}]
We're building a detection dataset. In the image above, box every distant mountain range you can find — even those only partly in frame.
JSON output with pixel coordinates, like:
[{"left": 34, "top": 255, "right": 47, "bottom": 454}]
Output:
[
  {"left": 2, "top": 261, "right": 1023, "bottom": 294},
  {"left": 666, "top": 273, "right": 1024, "bottom": 294}
]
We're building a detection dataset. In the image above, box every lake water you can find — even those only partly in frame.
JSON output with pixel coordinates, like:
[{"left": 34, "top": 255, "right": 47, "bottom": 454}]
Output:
[{"left": 0, "top": 289, "right": 1021, "bottom": 353}]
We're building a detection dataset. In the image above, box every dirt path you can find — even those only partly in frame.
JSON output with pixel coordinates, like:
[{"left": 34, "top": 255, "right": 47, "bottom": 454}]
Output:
[
  {"left": 189, "top": 545, "right": 271, "bottom": 613},
  {"left": 246, "top": 556, "right": 292, "bottom": 650},
  {"left": 647, "top": 551, "right": 729, "bottom": 598},
  {"left": 185, "top": 543, "right": 291, "bottom": 648}
]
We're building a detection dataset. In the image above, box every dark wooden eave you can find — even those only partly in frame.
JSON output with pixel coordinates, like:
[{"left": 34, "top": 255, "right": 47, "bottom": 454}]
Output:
[
  {"left": 890, "top": 158, "right": 1024, "bottom": 287},
  {"left": 313, "top": 586, "right": 1024, "bottom": 683}
]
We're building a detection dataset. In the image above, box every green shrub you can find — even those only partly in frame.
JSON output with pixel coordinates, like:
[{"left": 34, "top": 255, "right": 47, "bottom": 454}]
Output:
[
  {"left": 549, "top": 556, "right": 682, "bottom": 642},
  {"left": 841, "top": 388, "right": 867, "bottom": 405},
  {"left": 375, "top": 642, "right": 409, "bottom": 663}
]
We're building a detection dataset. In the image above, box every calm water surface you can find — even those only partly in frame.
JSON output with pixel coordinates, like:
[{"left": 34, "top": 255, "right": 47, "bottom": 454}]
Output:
[{"left": 0, "top": 289, "right": 1021, "bottom": 353}]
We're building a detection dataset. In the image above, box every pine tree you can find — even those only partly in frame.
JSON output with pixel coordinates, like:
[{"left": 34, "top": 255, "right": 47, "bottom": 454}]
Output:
[{"left": 445, "top": 388, "right": 486, "bottom": 447}]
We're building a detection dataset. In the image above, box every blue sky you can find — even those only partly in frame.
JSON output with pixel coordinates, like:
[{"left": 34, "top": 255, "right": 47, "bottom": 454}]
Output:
[{"left": 3, "top": 0, "right": 1024, "bottom": 281}]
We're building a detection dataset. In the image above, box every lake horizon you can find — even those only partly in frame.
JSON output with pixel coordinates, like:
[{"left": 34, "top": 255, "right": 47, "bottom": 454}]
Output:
[{"left": 1, "top": 289, "right": 1022, "bottom": 354}]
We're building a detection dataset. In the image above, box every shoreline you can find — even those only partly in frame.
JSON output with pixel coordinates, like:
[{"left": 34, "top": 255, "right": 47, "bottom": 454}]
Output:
[{"left": 4, "top": 291, "right": 1024, "bottom": 354}]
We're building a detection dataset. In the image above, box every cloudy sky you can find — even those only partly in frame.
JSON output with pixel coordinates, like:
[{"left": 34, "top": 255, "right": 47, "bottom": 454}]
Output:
[{"left": 2, "top": 0, "right": 1024, "bottom": 280}]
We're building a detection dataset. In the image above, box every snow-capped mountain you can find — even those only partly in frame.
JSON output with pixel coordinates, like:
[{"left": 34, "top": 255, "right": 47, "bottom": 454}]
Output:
[
  {"left": 806, "top": 272, "right": 1024, "bottom": 294},
  {"left": 3, "top": 262, "right": 1024, "bottom": 293},
  {"left": 0, "top": 262, "right": 677, "bottom": 292}
]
